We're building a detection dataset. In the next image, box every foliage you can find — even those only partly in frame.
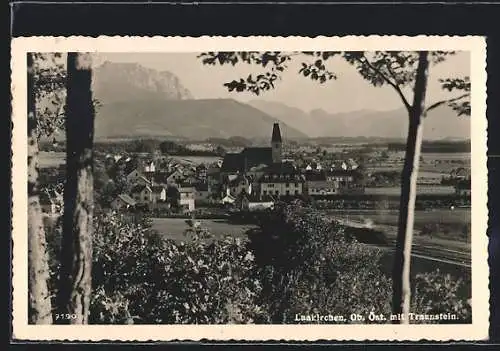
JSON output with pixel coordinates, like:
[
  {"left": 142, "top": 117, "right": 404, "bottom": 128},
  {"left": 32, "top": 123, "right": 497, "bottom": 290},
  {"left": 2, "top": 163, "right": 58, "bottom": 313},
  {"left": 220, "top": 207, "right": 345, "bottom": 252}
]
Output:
[
  {"left": 89, "top": 212, "right": 265, "bottom": 324},
  {"left": 411, "top": 269, "right": 472, "bottom": 324},
  {"left": 32, "top": 53, "right": 67, "bottom": 139},
  {"left": 198, "top": 51, "right": 470, "bottom": 115},
  {"left": 32, "top": 53, "right": 102, "bottom": 140},
  {"left": 44, "top": 202, "right": 471, "bottom": 325},
  {"left": 248, "top": 201, "right": 391, "bottom": 323}
]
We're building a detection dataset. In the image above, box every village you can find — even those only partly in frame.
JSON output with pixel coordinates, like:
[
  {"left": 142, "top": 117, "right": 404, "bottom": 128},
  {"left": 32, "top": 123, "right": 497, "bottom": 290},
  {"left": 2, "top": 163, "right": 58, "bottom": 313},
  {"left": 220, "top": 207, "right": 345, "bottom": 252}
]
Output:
[
  {"left": 38, "top": 122, "right": 472, "bottom": 218},
  {"left": 99, "top": 123, "right": 368, "bottom": 214}
]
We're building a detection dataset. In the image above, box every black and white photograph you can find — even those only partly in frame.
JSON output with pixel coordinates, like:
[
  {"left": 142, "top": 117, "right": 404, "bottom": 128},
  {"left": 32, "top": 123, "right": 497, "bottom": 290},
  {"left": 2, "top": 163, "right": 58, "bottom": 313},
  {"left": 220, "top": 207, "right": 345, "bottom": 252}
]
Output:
[{"left": 11, "top": 36, "right": 488, "bottom": 341}]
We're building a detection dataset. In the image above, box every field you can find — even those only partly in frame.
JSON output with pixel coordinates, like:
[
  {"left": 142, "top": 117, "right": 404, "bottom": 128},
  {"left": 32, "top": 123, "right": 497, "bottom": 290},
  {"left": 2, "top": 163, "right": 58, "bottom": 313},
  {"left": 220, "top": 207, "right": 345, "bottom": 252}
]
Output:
[
  {"left": 39, "top": 151, "right": 65, "bottom": 169},
  {"left": 326, "top": 208, "right": 470, "bottom": 227},
  {"left": 365, "top": 186, "right": 456, "bottom": 196},
  {"left": 151, "top": 218, "right": 257, "bottom": 242},
  {"left": 170, "top": 155, "right": 222, "bottom": 165},
  {"left": 421, "top": 152, "right": 470, "bottom": 161},
  {"left": 325, "top": 208, "right": 470, "bottom": 243}
]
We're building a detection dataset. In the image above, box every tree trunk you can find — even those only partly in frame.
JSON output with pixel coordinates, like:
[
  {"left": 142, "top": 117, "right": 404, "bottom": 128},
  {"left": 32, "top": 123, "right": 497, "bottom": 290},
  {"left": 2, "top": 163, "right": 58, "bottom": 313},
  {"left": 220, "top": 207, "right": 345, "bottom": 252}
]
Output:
[
  {"left": 392, "top": 51, "right": 429, "bottom": 323},
  {"left": 27, "top": 53, "right": 54, "bottom": 324},
  {"left": 57, "top": 53, "right": 95, "bottom": 324}
]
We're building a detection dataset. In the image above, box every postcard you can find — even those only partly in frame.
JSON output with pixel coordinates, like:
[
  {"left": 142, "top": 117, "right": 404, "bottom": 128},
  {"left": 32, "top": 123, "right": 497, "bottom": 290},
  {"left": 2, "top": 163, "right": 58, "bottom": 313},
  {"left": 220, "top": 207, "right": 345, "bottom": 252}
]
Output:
[{"left": 11, "top": 35, "right": 488, "bottom": 341}]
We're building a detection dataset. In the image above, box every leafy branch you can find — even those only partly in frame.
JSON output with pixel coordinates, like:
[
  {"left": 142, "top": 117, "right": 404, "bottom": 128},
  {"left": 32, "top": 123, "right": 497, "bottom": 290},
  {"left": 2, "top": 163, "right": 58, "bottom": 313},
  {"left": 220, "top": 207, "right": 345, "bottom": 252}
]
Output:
[
  {"left": 425, "top": 77, "right": 471, "bottom": 116},
  {"left": 349, "top": 53, "right": 412, "bottom": 112}
]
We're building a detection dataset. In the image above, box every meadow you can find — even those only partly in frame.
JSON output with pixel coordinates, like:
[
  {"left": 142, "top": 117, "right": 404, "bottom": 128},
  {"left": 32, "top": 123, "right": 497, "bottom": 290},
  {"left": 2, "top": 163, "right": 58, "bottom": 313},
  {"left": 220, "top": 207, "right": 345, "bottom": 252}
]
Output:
[
  {"left": 151, "top": 217, "right": 257, "bottom": 242},
  {"left": 170, "top": 155, "right": 222, "bottom": 165},
  {"left": 325, "top": 208, "right": 470, "bottom": 228},
  {"left": 364, "top": 186, "right": 456, "bottom": 196},
  {"left": 39, "top": 151, "right": 66, "bottom": 169}
]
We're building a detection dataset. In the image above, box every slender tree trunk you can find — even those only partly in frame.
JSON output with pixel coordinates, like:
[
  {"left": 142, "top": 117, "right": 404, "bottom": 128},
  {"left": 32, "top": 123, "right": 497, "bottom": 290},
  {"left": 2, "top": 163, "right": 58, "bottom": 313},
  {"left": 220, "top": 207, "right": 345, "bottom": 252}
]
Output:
[
  {"left": 27, "top": 53, "right": 54, "bottom": 324},
  {"left": 57, "top": 53, "right": 95, "bottom": 324},
  {"left": 392, "top": 51, "right": 429, "bottom": 323}
]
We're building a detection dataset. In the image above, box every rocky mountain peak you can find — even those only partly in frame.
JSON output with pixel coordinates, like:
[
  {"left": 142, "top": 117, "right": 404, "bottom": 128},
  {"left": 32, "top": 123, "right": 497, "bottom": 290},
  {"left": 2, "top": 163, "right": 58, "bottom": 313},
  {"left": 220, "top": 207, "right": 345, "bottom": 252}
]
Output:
[{"left": 92, "top": 61, "right": 194, "bottom": 104}]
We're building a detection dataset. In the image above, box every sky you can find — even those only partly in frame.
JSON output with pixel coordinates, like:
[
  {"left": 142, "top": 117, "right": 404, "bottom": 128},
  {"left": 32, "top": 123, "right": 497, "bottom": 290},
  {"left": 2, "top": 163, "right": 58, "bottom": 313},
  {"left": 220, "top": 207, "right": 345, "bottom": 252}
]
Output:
[{"left": 94, "top": 52, "right": 470, "bottom": 114}]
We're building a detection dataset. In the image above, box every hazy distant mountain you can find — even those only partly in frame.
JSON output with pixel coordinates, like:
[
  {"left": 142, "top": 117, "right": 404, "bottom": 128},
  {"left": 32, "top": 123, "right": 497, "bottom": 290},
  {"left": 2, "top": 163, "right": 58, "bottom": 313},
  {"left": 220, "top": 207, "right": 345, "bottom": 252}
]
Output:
[
  {"left": 247, "top": 100, "right": 318, "bottom": 136},
  {"left": 95, "top": 98, "right": 307, "bottom": 140},
  {"left": 90, "top": 62, "right": 306, "bottom": 140},
  {"left": 248, "top": 100, "right": 470, "bottom": 140},
  {"left": 92, "top": 61, "right": 194, "bottom": 104}
]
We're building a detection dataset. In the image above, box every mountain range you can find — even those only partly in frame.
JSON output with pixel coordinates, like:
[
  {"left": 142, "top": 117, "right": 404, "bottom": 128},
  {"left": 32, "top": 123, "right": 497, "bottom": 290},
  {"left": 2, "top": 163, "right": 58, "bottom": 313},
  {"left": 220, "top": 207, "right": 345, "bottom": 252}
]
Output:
[
  {"left": 247, "top": 100, "right": 471, "bottom": 140},
  {"left": 92, "top": 62, "right": 307, "bottom": 140},
  {"left": 49, "top": 61, "right": 470, "bottom": 142}
]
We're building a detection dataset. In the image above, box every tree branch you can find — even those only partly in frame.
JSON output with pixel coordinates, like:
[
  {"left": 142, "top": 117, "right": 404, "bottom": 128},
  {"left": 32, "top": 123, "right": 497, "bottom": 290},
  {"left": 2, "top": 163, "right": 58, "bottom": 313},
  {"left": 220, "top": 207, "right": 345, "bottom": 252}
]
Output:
[
  {"left": 424, "top": 93, "right": 470, "bottom": 115},
  {"left": 356, "top": 56, "right": 412, "bottom": 112}
]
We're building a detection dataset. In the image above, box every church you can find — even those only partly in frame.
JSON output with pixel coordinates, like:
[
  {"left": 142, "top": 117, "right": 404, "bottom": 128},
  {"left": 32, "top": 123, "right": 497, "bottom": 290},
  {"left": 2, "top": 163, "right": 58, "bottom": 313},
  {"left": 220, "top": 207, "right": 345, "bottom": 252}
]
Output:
[{"left": 220, "top": 122, "right": 283, "bottom": 176}]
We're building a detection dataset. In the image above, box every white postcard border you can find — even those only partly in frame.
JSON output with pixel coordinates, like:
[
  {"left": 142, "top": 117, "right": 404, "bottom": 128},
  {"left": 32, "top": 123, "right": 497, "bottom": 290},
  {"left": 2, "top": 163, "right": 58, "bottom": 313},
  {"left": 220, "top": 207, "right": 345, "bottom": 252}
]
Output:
[{"left": 11, "top": 35, "right": 489, "bottom": 341}]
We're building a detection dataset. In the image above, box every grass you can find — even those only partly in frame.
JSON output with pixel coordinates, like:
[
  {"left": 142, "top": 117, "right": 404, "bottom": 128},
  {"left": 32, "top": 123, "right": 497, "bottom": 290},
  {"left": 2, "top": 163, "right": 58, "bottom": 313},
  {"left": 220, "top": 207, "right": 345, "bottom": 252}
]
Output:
[
  {"left": 39, "top": 151, "right": 65, "bottom": 169},
  {"left": 151, "top": 218, "right": 257, "bottom": 242},
  {"left": 326, "top": 208, "right": 470, "bottom": 226},
  {"left": 170, "top": 155, "right": 222, "bottom": 165},
  {"left": 326, "top": 208, "right": 471, "bottom": 243},
  {"left": 365, "top": 186, "right": 456, "bottom": 196}
]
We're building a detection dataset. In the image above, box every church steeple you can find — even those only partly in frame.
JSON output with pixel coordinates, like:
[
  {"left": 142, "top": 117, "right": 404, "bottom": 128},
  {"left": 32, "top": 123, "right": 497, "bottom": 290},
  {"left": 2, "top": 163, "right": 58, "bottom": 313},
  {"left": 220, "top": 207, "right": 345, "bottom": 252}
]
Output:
[
  {"left": 271, "top": 122, "right": 282, "bottom": 163},
  {"left": 271, "top": 122, "right": 282, "bottom": 143}
]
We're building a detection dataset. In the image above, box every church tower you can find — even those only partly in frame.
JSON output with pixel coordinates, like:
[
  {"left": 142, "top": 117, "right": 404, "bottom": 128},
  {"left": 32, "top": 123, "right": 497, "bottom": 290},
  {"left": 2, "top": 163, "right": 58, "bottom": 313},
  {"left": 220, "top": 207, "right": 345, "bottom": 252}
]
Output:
[{"left": 271, "top": 122, "right": 282, "bottom": 164}]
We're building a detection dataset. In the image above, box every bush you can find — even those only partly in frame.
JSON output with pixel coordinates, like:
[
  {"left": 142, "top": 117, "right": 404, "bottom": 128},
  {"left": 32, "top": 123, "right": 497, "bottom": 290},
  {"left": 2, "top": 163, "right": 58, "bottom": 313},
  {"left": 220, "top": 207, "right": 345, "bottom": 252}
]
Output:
[
  {"left": 44, "top": 202, "right": 471, "bottom": 325},
  {"left": 411, "top": 269, "right": 472, "bottom": 324},
  {"left": 90, "top": 212, "right": 265, "bottom": 324},
  {"left": 248, "top": 200, "right": 391, "bottom": 323}
]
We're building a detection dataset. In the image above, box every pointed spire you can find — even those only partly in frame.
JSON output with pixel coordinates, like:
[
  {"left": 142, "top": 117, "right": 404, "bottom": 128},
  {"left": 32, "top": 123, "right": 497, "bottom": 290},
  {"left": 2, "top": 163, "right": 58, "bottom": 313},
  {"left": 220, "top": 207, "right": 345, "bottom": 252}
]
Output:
[{"left": 271, "top": 122, "right": 282, "bottom": 143}]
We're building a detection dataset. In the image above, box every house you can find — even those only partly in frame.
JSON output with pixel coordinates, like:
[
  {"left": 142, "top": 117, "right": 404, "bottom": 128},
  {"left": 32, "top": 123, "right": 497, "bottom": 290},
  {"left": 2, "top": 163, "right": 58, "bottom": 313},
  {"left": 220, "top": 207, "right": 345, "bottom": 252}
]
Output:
[
  {"left": 111, "top": 194, "right": 137, "bottom": 211},
  {"left": 151, "top": 185, "right": 167, "bottom": 204},
  {"left": 304, "top": 171, "right": 339, "bottom": 196},
  {"left": 194, "top": 182, "right": 211, "bottom": 202},
  {"left": 196, "top": 164, "right": 208, "bottom": 180},
  {"left": 143, "top": 160, "right": 156, "bottom": 173},
  {"left": 225, "top": 174, "right": 253, "bottom": 197},
  {"left": 207, "top": 166, "right": 221, "bottom": 194},
  {"left": 178, "top": 183, "right": 196, "bottom": 212},
  {"left": 347, "top": 158, "right": 359, "bottom": 170},
  {"left": 137, "top": 175, "right": 153, "bottom": 186},
  {"left": 183, "top": 175, "right": 199, "bottom": 185},
  {"left": 325, "top": 169, "right": 365, "bottom": 194},
  {"left": 259, "top": 162, "right": 305, "bottom": 197},
  {"left": 330, "top": 160, "right": 349, "bottom": 171},
  {"left": 130, "top": 184, "right": 153, "bottom": 204},
  {"left": 221, "top": 188, "right": 237, "bottom": 205},
  {"left": 126, "top": 169, "right": 144, "bottom": 183},
  {"left": 237, "top": 193, "right": 275, "bottom": 212},
  {"left": 167, "top": 169, "right": 185, "bottom": 184},
  {"left": 450, "top": 167, "right": 470, "bottom": 180}
]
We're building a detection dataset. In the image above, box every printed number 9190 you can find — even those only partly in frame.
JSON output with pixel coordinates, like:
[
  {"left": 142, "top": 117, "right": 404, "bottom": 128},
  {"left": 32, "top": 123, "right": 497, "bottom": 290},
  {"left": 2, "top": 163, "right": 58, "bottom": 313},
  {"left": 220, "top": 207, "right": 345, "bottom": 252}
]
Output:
[{"left": 55, "top": 313, "right": 77, "bottom": 321}]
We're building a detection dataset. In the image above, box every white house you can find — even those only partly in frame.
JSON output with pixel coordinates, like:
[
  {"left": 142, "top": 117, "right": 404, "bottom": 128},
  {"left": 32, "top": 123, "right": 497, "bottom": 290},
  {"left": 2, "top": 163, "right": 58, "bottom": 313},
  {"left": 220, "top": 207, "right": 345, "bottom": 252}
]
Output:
[
  {"left": 227, "top": 174, "right": 253, "bottom": 197},
  {"left": 239, "top": 194, "right": 275, "bottom": 212},
  {"left": 144, "top": 161, "right": 156, "bottom": 173},
  {"left": 307, "top": 180, "right": 339, "bottom": 196},
  {"left": 178, "top": 184, "right": 196, "bottom": 212},
  {"left": 151, "top": 186, "right": 167, "bottom": 204}
]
